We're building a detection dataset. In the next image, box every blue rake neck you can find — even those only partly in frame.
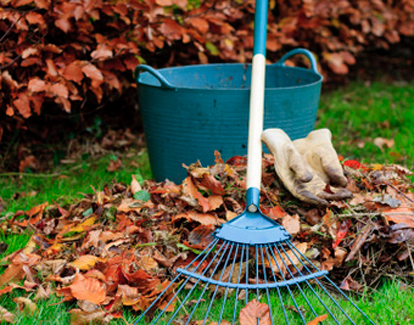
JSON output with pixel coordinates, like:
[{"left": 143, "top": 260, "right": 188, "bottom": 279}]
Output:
[{"left": 214, "top": 187, "right": 292, "bottom": 245}]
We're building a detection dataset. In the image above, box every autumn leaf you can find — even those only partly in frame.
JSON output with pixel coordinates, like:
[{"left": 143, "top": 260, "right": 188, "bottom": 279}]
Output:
[
  {"left": 69, "top": 309, "right": 107, "bottom": 325},
  {"left": 383, "top": 207, "right": 414, "bottom": 228},
  {"left": 62, "top": 62, "right": 84, "bottom": 84},
  {"left": 199, "top": 173, "right": 226, "bottom": 195},
  {"left": 116, "top": 284, "right": 140, "bottom": 306},
  {"left": 373, "top": 137, "right": 395, "bottom": 151},
  {"left": 21, "top": 47, "right": 39, "bottom": 59},
  {"left": 281, "top": 214, "right": 300, "bottom": 235},
  {"left": 69, "top": 255, "right": 106, "bottom": 271},
  {"left": 81, "top": 62, "right": 104, "bottom": 87},
  {"left": 160, "top": 18, "right": 182, "bottom": 41},
  {"left": 0, "top": 253, "right": 41, "bottom": 287},
  {"left": 207, "top": 195, "right": 223, "bottom": 210},
  {"left": 182, "top": 177, "right": 211, "bottom": 212},
  {"left": 239, "top": 299, "right": 271, "bottom": 325},
  {"left": 264, "top": 243, "right": 308, "bottom": 274},
  {"left": 14, "top": 297, "right": 37, "bottom": 315},
  {"left": 323, "top": 52, "right": 348, "bottom": 75},
  {"left": 55, "top": 18, "right": 71, "bottom": 33},
  {"left": 172, "top": 211, "right": 224, "bottom": 226},
  {"left": 107, "top": 157, "right": 122, "bottom": 172},
  {"left": 185, "top": 224, "right": 215, "bottom": 249},
  {"left": 0, "top": 287, "right": 13, "bottom": 297},
  {"left": 332, "top": 219, "right": 352, "bottom": 249},
  {"left": 69, "top": 273, "right": 106, "bottom": 304},
  {"left": 13, "top": 92, "right": 31, "bottom": 118},
  {"left": 343, "top": 160, "right": 363, "bottom": 169},
  {"left": 139, "top": 255, "right": 158, "bottom": 271},
  {"left": 130, "top": 174, "right": 142, "bottom": 194},
  {"left": 0, "top": 306, "right": 14, "bottom": 323},
  {"left": 91, "top": 44, "right": 113, "bottom": 60},
  {"left": 25, "top": 12, "right": 46, "bottom": 27},
  {"left": 28, "top": 78, "right": 49, "bottom": 93},
  {"left": 50, "top": 83, "right": 69, "bottom": 99},
  {"left": 189, "top": 17, "right": 209, "bottom": 33},
  {"left": 307, "top": 314, "right": 328, "bottom": 325}
]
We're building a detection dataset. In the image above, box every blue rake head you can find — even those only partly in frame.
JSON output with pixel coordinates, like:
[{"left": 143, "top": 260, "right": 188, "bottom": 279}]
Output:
[{"left": 134, "top": 188, "right": 377, "bottom": 325}]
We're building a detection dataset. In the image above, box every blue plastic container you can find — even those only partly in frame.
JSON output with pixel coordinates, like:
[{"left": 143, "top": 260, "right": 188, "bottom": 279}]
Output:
[{"left": 135, "top": 49, "right": 323, "bottom": 183}]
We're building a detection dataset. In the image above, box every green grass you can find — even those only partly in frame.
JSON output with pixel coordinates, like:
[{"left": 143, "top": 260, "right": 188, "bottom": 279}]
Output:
[
  {"left": 0, "top": 150, "right": 151, "bottom": 214},
  {"left": 140, "top": 282, "right": 413, "bottom": 324},
  {"left": 317, "top": 81, "right": 414, "bottom": 169},
  {"left": 1, "top": 81, "right": 414, "bottom": 324}
]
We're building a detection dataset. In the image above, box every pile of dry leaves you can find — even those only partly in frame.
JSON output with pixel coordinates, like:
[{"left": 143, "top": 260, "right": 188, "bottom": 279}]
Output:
[{"left": 1, "top": 152, "right": 414, "bottom": 324}]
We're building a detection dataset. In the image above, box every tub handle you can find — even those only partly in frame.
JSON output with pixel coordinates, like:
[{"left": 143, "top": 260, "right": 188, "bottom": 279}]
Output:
[
  {"left": 275, "top": 48, "right": 319, "bottom": 73},
  {"left": 134, "top": 65, "right": 174, "bottom": 89}
]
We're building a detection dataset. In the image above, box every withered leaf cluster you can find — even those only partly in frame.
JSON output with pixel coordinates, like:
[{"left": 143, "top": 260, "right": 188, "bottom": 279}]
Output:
[
  {"left": 1, "top": 0, "right": 414, "bottom": 135},
  {"left": 1, "top": 153, "right": 414, "bottom": 323}
]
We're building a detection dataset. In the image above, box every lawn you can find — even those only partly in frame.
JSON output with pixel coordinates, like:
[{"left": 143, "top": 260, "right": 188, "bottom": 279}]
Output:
[{"left": 0, "top": 80, "right": 413, "bottom": 324}]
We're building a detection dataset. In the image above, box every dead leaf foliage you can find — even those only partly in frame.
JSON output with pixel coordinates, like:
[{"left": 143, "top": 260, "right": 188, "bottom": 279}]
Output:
[
  {"left": 0, "top": 155, "right": 414, "bottom": 317},
  {"left": 1, "top": 0, "right": 413, "bottom": 142}
]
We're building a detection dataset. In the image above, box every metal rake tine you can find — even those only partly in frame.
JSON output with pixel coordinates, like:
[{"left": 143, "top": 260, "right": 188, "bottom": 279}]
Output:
[
  {"left": 134, "top": 238, "right": 219, "bottom": 324},
  {"left": 286, "top": 241, "right": 376, "bottom": 325},
  {"left": 285, "top": 242, "right": 356, "bottom": 324},
  {"left": 276, "top": 243, "right": 323, "bottom": 321},
  {"left": 270, "top": 243, "right": 307, "bottom": 325},
  {"left": 185, "top": 242, "right": 235, "bottom": 325},
  {"left": 202, "top": 242, "right": 236, "bottom": 325},
  {"left": 323, "top": 276, "right": 376, "bottom": 325},
  {"left": 282, "top": 241, "right": 341, "bottom": 324},
  {"left": 232, "top": 244, "right": 246, "bottom": 325},
  {"left": 259, "top": 246, "right": 274, "bottom": 325},
  {"left": 169, "top": 241, "right": 232, "bottom": 325},
  {"left": 218, "top": 243, "right": 240, "bottom": 324},
  {"left": 152, "top": 239, "right": 226, "bottom": 324},
  {"left": 264, "top": 245, "right": 290, "bottom": 324}
]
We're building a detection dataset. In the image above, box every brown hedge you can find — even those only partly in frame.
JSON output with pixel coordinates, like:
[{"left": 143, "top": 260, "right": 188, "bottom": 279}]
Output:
[{"left": 0, "top": 0, "right": 413, "bottom": 136}]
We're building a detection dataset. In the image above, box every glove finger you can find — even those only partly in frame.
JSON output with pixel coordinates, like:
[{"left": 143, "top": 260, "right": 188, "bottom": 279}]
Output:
[
  {"left": 317, "top": 148, "right": 348, "bottom": 187},
  {"left": 295, "top": 184, "right": 329, "bottom": 206},
  {"left": 286, "top": 144, "right": 313, "bottom": 183},
  {"left": 318, "top": 188, "right": 353, "bottom": 201}
]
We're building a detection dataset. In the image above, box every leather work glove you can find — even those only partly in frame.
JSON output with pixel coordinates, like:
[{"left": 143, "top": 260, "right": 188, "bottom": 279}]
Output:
[
  {"left": 261, "top": 128, "right": 352, "bottom": 206},
  {"left": 293, "top": 128, "right": 348, "bottom": 188}
]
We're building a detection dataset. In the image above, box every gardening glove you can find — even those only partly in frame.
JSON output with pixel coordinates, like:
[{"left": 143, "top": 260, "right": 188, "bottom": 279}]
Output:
[
  {"left": 261, "top": 128, "right": 352, "bottom": 206},
  {"left": 293, "top": 128, "right": 348, "bottom": 188}
]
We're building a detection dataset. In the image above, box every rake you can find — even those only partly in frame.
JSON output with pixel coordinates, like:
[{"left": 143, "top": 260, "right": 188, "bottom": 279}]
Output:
[{"left": 135, "top": 0, "right": 377, "bottom": 324}]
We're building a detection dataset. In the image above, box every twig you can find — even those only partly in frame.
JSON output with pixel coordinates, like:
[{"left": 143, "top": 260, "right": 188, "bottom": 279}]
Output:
[
  {"left": 0, "top": 54, "right": 22, "bottom": 71},
  {"left": 0, "top": 10, "right": 25, "bottom": 44},
  {"left": 335, "top": 211, "right": 414, "bottom": 218},
  {"left": 335, "top": 212, "right": 380, "bottom": 218},
  {"left": 387, "top": 181, "right": 414, "bottom": 205},
  {"left": 407, "top": 243, "right": 414, "bottom": 272}
]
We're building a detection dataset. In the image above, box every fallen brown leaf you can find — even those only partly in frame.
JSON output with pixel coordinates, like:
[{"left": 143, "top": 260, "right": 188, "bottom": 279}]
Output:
[
  {"left": 107, "top": 157, "right": 122, "bottom": 172},
  {"left": 383, "top": 207, "right": 414, "bottom": 228},
  {"left": 69, "top": 255, "right": 106, "bottom": 271},
  {"left": 0, "top": 306, "right": 14, "bottom": 323},
  {"left": 307, "top": 314, "right": 328, "bottom": 325},
  {"left": 239, "top": 299, "right": 271, "bottom": 325},
  {"left": 69, "top": 309, "right": 107, "bottom": 325},
  {"left": 14, "top": 297, "right": 37, "bottom": 315},
  {"left": 69, "top": 273, "right": 106, "bottom": 304},
  {"left": 373, "top": 137, "right": 394, "bottom": 151},
  {"left": 172, "top": 211, "right": 224, "bottom": 226},
  {"left": 282, "top": 214, "right": 300, "bottom": 235},
  {"left": 130, "top": 174, "right": 142, "bottom": 195}
]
